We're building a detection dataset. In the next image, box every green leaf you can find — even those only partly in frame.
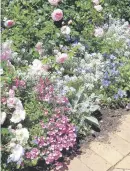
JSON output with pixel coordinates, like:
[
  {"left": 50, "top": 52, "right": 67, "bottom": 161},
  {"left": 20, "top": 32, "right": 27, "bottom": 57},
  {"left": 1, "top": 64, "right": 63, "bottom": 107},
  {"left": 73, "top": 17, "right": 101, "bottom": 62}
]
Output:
[
  {"left": 31, "top": 159, "right": 38, "bottom": 166},
  {"left": 85, "top": 116, "right": 99, "bottom": 128},
  {"left": 1, "top": 128, "right": 9, "bottom": 135}
]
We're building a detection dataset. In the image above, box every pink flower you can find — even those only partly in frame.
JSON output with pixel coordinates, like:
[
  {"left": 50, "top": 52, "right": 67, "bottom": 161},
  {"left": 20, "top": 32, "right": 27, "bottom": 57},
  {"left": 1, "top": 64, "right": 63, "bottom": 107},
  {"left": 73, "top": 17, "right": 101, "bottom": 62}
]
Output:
[
  {"left": 51, "top": 9, "right": 63, "bottom": 21},
  {"left": 48, "top": 0, "right": 60, "bottom": 6},
  {"left": 7, "top": 97, "right": 17, "bottom": 109},
  {"left": 35, "top": 42, "right": 44, "bottom": 55},
  {"left": 92, "top": 0, "right": 99, "bottom": 5},
  {"left": 55, "top": 162, "right": 64, "bottom": 170},
  {"left": 1, "top": 41, "right": 12, "bottom": 61},
  {"left": 9, "top": 89, "right": 15, "bottom": 98},
  {"left": 42, "top": 65, "right": 50, "bottom": 71},
  {"left": 56, "top": 53, "right": 68, "bottom": 63},
  {"left": 26, "top": 148, "right": 39, "bottom": 159},
  {"left": 19, "top": 80, "right": 26, "bottom": 87},
  {"left": 1, "top": 97, "right": 7, "bottom": 104},
  {"left": 4, "top": 20, "right": 15, "bottom": 28},
  {"left": 44, "top": 109, "right": 48, "bottom": 115}
]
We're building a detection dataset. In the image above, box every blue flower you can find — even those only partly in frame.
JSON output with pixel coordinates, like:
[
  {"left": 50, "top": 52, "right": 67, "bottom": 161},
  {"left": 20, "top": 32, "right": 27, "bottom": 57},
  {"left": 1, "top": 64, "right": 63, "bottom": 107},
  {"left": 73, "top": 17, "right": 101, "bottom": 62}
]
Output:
[
  {"left": 32, "top": 139, "right": 38, "bottom": 145},
  {"left": 102, "top": 80, "right": 111, "bottom": 87},
  {"left": 118, "top": 89, "right": 126, "bottom": 98},
  {"left": 104, "top": 72, "right": 109, "bottom": 79},
  {"left": 110, "top": 55, "right": 116, "bottom": 60},
  {"left": 114, "top": 94, "right": 119, "bottom": 100}
]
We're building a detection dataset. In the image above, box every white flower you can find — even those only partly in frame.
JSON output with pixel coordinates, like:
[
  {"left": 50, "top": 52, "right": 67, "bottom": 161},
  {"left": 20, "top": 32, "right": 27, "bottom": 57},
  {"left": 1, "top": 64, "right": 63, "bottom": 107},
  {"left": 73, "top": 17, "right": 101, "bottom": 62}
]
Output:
[
  {"left": 15, "top": 99, "right": 24, "bottom": 110},
  {"left": 0, "top": 68, "right": 3, "bottom": 75},
  {"left": 92, "top": 0, "right": 99, "bottom": 5},
  {"left": 10, "top": 109, "right": 25, "bottom": 123},
  {"left": 17, "top": 123, "right": 22, "bottom": 129},
  {"left": 0, "top": 112, "right": 6, "bottom": 125},
  {"left": 8, "top": 142, "right": 16, "bottom": 149},
  {"left": 15, "top": 128, "right": 29, "bottom": 145},
  {"left": 7, "top": 97, "right": 23, "bottom": 109},
  {"left": 94, "top": 5, "right": 103, "bottom": 12},
  {"left": 94, "top": 27, "right": 104, "bottom": 37},
  {"left": 61, "top": 26, "right": 71, "bottom": 35},
  {"left": 7, "top": 144, "right": 24, "bottom": 163},
  {"left": 28, "top": 59, "right": 48, "bottom": 76},
  {"left": 53, "top": 49, "right": 59, "bottom": 54}
]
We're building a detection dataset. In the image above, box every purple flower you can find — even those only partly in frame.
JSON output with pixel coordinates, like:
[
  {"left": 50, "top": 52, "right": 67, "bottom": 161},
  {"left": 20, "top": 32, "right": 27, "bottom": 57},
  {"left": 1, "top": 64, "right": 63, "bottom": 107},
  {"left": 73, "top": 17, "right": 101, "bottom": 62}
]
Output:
[
  {"left": 114, "top": 94, "right": 119, "bottom": 100},
  {"left": 110, "top": 55, "right": 116, "bottom": 60},
  {"left": 118, "top": 89, "right": 126, "bottom": 98},
  {"left": 104, "top": 72, "right": 109, "bottom": 79},
  {"left": 102, "top": 80, "right": 111, "bottom": 87},
  {"left": 111, "top": 68, "right": 119, "bottom": 76},
  {"left": 103, "top": 53, "right": 109, "bottom": 58},
  {"left": 32, "top": 139, "right": 38, "bottom": 145}
]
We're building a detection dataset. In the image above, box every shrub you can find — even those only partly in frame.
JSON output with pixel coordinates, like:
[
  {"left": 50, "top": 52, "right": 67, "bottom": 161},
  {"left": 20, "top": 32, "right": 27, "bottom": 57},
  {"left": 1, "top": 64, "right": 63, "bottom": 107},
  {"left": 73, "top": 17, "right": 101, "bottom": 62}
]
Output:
[
  {"left": 104, "top": 0, "right": 130, "bottom": 23},
  {"left": 2, "top": 0, "right": 104, "bottom": 62}
]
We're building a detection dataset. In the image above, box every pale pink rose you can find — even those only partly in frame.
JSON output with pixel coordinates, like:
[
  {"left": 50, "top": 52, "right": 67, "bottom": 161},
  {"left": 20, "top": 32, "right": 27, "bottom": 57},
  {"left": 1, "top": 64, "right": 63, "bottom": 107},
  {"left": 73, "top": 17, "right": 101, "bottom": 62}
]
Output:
[
  {"left": 1, "top": 41, "right": 12, "bottom": 61},
  {"left": 92, "top": 0, "right": 99, "bottom": 5},
  {"left": 56, "top": 53, "right": 68, "bottom": 63},
  {"left": 42, "top": 65, "right": 50, "bottom": 71},
  {"left": 35, "top": 42, "right": 43, "bottom": 51},
  {"left": 4, "top": 20, "right": 15, "bottom": 28},
  {"left": 19, "top": 80, "right": 26, "bottom": 87},
  {"left": 1, "top": 97, "right": 7, "bottom": 104},
  {"left": 35, "top": 42, "right": 44, "bottom": 55},
  {"left": 94, "top": 27, "right": 104, "bottom": 37},
  {"left": 94, "top": 5, "right": 103, "bottom": 12},
  {"left": 51, "top": 9, "right": 63, "bottom": 21},
  {"left": 48, "top": 0, "right": 60, "bottom": 6},
  {"left": 7, "top": 97, "right": 23, "bottom": 109},
  {"left": 7, "top": 97, "right": 17, "bottom": 109},
  {"left": 9, "top": 89, "right": 15, "bottom": 98}
]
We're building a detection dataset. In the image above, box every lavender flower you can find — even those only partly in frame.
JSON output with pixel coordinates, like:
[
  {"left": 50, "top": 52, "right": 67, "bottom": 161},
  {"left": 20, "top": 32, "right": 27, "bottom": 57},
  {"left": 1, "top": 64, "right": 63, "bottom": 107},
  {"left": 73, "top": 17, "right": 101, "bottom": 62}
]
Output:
[
  {"left": 118, "top": 89, "right": 126, "bottom": 98},
  {"left": 102, "top": 80, "right": 111, "bottom": 87}
]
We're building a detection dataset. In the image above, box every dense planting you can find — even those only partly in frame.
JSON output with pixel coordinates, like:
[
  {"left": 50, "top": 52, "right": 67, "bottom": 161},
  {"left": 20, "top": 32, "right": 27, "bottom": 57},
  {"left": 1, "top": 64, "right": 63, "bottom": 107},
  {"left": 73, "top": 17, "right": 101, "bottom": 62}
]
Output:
[{"left": 1, "top": 0, "right": 130, "bottom": 170}]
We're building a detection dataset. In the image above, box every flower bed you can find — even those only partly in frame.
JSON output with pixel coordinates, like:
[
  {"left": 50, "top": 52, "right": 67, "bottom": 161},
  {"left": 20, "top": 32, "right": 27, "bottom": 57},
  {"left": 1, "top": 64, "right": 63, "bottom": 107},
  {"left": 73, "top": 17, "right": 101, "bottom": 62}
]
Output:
[{"left": 1, "top": 0, "right": 130, "bottom": 170}]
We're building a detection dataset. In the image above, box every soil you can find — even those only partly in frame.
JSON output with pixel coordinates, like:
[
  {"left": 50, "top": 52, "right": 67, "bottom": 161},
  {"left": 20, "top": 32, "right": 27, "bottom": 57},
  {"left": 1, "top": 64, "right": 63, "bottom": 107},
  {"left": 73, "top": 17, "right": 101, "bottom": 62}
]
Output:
[{"left": 80, "top": 108, "right": 130, "bottom": 149}]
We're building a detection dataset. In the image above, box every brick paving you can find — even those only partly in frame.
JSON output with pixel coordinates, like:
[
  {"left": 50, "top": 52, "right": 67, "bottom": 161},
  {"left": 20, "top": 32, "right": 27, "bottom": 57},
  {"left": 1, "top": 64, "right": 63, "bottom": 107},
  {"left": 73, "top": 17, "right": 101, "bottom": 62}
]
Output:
[{"left": 68, "top": 113, "right": 130, "bottom": 171}]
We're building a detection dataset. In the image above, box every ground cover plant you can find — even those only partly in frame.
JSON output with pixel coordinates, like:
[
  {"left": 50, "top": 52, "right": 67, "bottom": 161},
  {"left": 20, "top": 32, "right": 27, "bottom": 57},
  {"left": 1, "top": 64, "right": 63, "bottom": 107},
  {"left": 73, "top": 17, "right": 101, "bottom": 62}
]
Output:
[{"left": 1, "top": 0, "right": 130, "bottom": 170}]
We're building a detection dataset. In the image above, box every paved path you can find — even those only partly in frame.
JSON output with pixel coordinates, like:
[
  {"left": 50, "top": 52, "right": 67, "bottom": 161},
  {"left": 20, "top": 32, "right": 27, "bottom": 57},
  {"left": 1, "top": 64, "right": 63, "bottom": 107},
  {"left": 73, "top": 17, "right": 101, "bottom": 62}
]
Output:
[{"left": 68, "top": 113, "right": 130, "bottom": 171}]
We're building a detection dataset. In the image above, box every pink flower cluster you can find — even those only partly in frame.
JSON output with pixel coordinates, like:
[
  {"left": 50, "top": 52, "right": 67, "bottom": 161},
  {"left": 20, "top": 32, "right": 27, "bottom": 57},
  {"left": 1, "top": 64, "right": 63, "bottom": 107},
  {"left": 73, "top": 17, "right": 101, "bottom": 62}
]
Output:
[
  {"left": 28, "top": 114, "right": 76, "bottom": 167},
  {"left": 35, "top": 78, "right": 70, "bottom": 108},
  {"left": 56, "top": 53, "right": 68, "bottom": 64},
  {"left": 26, "top": 148, "right": 40, "bottom": 160},
  {"left": 55, "top": 96, "right": 69, "bottom": 104},
  {"left": 35, "top": 78, "right": 54, "bottom": 102},
  {"left": 13, "top": 78, "right": 26, "bottom": 88}
]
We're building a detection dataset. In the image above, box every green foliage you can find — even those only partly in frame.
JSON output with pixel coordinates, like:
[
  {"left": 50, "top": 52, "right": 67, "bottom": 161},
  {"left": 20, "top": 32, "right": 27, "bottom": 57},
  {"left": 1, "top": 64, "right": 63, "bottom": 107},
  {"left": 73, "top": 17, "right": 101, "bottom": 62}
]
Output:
[
  {"left": 105, "top": 0, "right": 130, "bottom": 22},
  {"left": 2, "top": 0, "right": 104, "bottom": 62}
]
